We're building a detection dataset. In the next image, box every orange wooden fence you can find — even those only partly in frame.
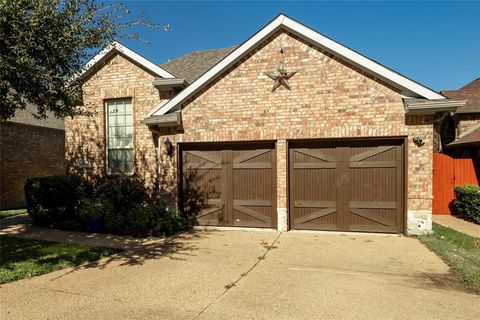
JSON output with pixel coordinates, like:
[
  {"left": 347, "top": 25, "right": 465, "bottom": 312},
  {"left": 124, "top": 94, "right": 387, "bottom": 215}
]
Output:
[{"left": 432, "top": 153, "right": 479, "bottom": 215}]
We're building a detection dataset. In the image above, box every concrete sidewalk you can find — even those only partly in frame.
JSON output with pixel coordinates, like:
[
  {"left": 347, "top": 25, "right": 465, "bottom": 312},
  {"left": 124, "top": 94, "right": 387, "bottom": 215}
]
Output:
[
  {"left": 0, "top": 214, "right": 174, "bottom": 251},
  {"left": 433, "top": 215, "right": 480, "bottom": 238},
  {"left": 1, "top": 216, "right": 479, "bottom": 319}
]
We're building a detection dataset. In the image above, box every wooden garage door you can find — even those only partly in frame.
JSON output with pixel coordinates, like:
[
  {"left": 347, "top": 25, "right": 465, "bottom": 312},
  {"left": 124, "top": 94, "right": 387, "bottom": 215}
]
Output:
[
  {"left": 289, "top": 139, "right": 405, "bottom": 233},
  {"left": 181, "top": 143, "right": 276, "bottom": 228}
]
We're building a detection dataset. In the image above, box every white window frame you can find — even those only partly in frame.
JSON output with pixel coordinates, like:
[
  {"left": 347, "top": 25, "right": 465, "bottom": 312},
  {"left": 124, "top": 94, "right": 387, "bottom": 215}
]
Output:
[{"left": 105, "top": 98, "right": 134, "bottom": 175}]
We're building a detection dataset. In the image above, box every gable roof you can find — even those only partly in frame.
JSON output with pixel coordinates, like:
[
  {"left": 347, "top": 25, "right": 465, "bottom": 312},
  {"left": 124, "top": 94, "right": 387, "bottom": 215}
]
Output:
[
  {"left": 150, "top": 14, "right": 445, "bottom": 116},
  {"left": 77, "top": 41, "right": 175, "bottom": 81},
  {"left": 441, "top": 78, "right": 480, "bottom": 114},
  {"left": 160, "top": 46, "right": 238, "bottom": 84},
  {"left": 447, "top": 124, "right": 480, "bottom": 147}
]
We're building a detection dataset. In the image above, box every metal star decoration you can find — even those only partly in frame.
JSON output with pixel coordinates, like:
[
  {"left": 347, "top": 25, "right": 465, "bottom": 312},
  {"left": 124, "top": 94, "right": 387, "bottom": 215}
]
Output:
[{"left": 265, "top": 64, "right": 296, "bottom": 92}]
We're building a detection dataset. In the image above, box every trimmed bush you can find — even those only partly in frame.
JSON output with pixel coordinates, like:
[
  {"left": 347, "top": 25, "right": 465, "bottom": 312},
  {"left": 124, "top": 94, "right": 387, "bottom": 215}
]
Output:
[
  {"left": 454, "top": 185, "right": 480, "bottom": 224},
  {"left": 25, "top": 175, "right": 93, "bottom": 229},
  {"left": 95, "top": 175, "right": 152, "bottom": 236},
  {"left": 25, "top": 174, "right": 190, "bottom": 237}
]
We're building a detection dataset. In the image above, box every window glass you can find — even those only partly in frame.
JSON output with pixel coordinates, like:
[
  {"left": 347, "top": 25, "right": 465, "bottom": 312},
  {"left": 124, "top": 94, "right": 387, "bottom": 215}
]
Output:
[{"left": 106, "top": 99, "right": 133, "bottom": 174}]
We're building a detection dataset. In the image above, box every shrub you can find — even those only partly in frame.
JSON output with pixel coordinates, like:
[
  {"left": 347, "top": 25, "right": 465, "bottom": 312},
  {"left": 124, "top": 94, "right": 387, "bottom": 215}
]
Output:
[
  {"left": 25, "top": 174, "right": 93, "bottom": 229},
  {"left": 95, "top": 175, "right": 151, "bottom": 236},
  {"left": 25, "top": 174, "right": 190, "bottom": 237},
  {"left": 454, "top": 185, "right": 480, "bottom": 224},
  {"left": 95, "top": 175, "right": 149, "bottom": 208},
  {"left": 76, "top": 198, "right": 108, "bottom": 232},
  {"left": 151, "top": 200, "right": 190, "bottom": 236}
]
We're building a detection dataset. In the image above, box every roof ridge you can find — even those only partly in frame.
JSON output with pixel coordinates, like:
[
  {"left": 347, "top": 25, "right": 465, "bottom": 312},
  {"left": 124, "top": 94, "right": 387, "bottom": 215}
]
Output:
[
  {"left": 460, "top": 77, "right": 480, "bottom": 89},
  {"left": 161, "top": 45, "right": 239, "bottom": 65},
  {"left": 187, "top": 45, "right": 239, "bottom": 54}
]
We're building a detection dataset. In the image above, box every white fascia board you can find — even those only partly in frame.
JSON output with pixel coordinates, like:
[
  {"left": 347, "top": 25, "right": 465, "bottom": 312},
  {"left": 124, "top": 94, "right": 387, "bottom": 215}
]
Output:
[
  {"left": 77, "top": 41, "right": 174, "bottom": 81},
  {"left": 146, "top": 99, "right": 170, "bottom": 117},
  {"left": 151, "top": 14, "right": 444, "bottom": 116}
]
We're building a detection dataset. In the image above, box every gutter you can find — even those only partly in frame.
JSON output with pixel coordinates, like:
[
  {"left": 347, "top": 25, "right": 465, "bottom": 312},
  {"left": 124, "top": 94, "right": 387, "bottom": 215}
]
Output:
[
  {"left": 141, "top": 112, "right": 182, "bottom": 127},
  {"left": 152, "top": 78, "right": 188, "bottom": 89},
  {"left": 403, "top": 98, "right": 467, "bottom": 115}
]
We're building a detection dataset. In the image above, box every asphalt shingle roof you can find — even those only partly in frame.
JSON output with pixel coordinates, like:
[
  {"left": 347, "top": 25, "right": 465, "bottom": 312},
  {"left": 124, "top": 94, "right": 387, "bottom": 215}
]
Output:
[
  {"left": 441, "top": 78, "right": 480, "bottom": 114},
  {"left": 160, "top": 46, "right": 238, "bottom": 84},
  {"left": 448, "top": 125, "right": 480, "bottom": 147}
]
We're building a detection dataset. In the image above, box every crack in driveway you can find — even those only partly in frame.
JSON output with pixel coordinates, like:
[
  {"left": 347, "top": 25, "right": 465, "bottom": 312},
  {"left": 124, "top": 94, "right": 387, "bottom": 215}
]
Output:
[{"left": 192, "top": 232, "right": 282, "bottom": 320}]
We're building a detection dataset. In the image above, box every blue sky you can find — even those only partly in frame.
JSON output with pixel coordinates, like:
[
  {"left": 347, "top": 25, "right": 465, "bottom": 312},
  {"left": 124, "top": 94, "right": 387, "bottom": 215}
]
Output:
[{"left": 118, "top": 1, "right": 480, "bottom": 91}]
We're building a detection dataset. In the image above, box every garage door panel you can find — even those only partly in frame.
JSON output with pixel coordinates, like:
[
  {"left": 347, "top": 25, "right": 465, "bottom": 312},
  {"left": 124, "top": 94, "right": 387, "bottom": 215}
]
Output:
[
  {"left": 294, "top": 207, "right": 337, "bottom": 224},
  {"left": 182, "top": 150, "right": 225, "bottom": 226},
  {"left": 349, "top": 145, "right": 398, "bottom": 162},
  {"left": 232, "top": 148, "right": 276, "bottom": 227},
  {"left": 291, "top": 169, "right": 336, "bottom": 200},
  {"left": 290, "top": 146, "right": 338, "bottom": 230},
  {"left": 233, "top": 170, "right": 272, "bottom": 199},
  {"left": 350, "top": 167, "right": 397, "bottom": 201},
  {"left": 349, "top": 208, "right": 397, "bottom": 227},
  {"left": 182, "top": 143, "right": 276, "bottom": 228},
  {"left": 289, "top": 139, "right": 404, "bottom": 233},
  {"left": 233, "top": 205, "right": 272, "bottom": 227}
]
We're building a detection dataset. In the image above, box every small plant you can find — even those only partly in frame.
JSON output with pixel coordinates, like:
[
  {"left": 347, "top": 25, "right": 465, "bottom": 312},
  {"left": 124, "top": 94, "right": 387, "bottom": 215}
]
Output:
[{"left": 454, "top": 185, "right": 480, "bottom": 224}]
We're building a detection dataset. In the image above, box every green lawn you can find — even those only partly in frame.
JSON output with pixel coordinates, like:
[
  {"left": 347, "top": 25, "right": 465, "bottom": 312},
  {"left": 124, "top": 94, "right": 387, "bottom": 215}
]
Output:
[
  {"left": 420, "top": 223, "right": 480, "bottom": 293},
  {"left": 0, "top": 235, "right": 120, "bottom": 284},
  {"left": 0, "top": 209, "right": 27, "bottom": 219}
]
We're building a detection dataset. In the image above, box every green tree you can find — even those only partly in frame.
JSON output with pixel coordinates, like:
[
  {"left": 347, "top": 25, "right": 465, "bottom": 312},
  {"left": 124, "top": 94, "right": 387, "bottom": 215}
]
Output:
[{"left": 0, "top": 0, "right": 169, "bottom": 121}]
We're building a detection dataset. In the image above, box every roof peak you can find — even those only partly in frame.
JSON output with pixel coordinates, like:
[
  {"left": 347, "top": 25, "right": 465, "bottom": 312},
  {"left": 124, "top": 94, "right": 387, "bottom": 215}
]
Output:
[
  {"left": 162, "top": 45, "right": 239, "bottom": 64},
  {"left": 460, "top": 77, "right": 480, "bottom": 90},
  {"left": 149, "top": 13, "right": 445, "bottom": 117},
  {"left": 187, "top": 45, "right": 239, "bottom": 54}
]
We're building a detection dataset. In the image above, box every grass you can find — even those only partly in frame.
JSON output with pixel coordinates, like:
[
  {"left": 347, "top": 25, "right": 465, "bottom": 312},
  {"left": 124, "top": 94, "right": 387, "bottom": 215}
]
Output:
[
  {"left": 0, "top": 235, "right": 120, "bottom": 284},
  {"left": 0, "top": 209, "right": 27, "bottom": 219},
  {"left": 420, "top": 223, "right": 480, "bottom": 293}
]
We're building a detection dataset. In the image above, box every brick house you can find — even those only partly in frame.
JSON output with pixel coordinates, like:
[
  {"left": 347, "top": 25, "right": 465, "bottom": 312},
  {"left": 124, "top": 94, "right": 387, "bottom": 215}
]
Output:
[
  {"left": 0, "top": 104, "right": 65, "bottom": 209},
  {"left": 66, "top": 14, "right": 465, "bottom": 235},
  {"left": 440, "top": 78, "right": 480, "bottom": 158}
]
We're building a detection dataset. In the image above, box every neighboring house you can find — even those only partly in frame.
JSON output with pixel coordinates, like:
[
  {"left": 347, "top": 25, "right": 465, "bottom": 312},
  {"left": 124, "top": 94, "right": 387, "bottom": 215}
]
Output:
[
  {"left": 66, "top": 14, "right": 466, "bottom": 235},
  {"left": 441, "top": 78, "right": 480, "bottom": 158},
  {"left": 0, "top": 105, "right": 65, "bottom": 209}
]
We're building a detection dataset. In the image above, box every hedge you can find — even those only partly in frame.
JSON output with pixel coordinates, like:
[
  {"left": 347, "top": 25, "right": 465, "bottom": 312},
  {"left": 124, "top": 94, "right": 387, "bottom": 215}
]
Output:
[
  {"left": 25, "top": 174, "right": 191, "bottom": 236},
  {"left": 453, "top": 185, "right": 480, "bottom": 224},
  {"left": 24, "top": 175, "right": 94, "bottom": 229}
]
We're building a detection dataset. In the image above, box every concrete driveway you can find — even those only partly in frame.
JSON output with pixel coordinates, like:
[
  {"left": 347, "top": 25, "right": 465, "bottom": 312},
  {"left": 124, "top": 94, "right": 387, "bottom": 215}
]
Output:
[{"left": 1, "top": 226, "right": 479, "bottom": 319}]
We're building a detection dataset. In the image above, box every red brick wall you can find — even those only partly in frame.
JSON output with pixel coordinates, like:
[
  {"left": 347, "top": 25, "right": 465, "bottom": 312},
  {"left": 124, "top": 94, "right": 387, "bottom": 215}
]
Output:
[{"left": 0, "top": 123, "right": 66, "bottom": 209}]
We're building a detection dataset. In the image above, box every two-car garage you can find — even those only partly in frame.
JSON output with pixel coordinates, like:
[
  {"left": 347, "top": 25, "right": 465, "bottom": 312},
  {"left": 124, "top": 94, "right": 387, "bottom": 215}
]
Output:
[{"left": 180, "top": 138, "right": 406, "bottom": 233}]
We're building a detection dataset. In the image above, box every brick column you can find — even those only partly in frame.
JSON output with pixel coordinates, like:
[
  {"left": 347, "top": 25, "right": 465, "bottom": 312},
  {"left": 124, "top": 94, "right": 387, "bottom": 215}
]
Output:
[{"left": 276, "top": 140, "right": 288, "bottom": 231}]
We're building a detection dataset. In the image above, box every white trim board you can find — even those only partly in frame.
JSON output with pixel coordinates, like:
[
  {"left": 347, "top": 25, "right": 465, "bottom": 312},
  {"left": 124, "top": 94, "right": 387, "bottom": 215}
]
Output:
[
  {"left": 77, "top": 41, "right": 174, "bottom": 81},
  {"left": 151, "top": 14, "right": 444, "bottom": 116}
]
